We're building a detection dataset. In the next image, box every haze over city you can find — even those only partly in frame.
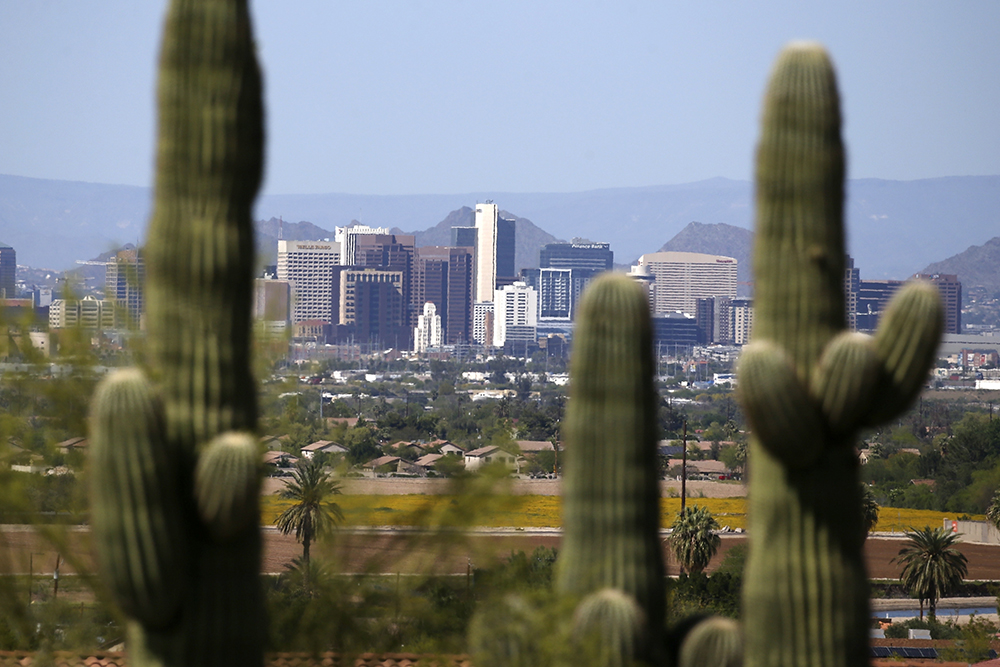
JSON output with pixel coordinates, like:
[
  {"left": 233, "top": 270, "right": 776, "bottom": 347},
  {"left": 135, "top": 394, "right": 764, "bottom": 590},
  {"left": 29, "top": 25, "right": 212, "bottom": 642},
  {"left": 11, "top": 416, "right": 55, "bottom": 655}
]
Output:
[{"left": 2, "top": 2, "right": 999, "bottom": 197}]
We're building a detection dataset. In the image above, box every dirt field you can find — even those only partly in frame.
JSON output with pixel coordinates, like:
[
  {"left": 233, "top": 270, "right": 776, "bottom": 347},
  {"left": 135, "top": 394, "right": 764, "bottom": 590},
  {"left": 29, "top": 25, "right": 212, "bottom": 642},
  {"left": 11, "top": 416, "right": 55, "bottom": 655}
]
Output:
[{"left": 7, "top": 525, "right": 996, "bottom": 583}]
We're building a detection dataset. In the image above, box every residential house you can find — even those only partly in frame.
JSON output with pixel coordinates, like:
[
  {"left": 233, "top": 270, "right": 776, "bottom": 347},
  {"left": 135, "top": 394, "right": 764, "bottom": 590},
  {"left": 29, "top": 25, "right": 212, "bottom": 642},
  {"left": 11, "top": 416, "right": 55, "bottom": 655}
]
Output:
[
  {"left": 56, "top": 437, "right": 88, "bottom": 454},
  {"left": 363, "top": 455, "right": 402, "bottom": 475},
  {"left": 300, "top": 440, "right": 347, "bottom": 460},
  {"left": 464, "top": 445, "right": 517, "bottom": 471}
]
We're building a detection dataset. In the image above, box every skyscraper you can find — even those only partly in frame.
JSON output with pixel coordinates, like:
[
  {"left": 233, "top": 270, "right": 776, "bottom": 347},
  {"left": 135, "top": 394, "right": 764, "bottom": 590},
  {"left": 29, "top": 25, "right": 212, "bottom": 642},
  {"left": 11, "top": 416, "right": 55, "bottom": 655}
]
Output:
[
  {"left": 637, "top": 251, "right": 737, "bottom": 316},
  {"left": 105, "top": 247, "right": 145, "bottom": 328},
  {"left": 474, "top": 202, "right": 516, "bottom": 303},
  {"left": 531, "top": 240, "right": 614, "bottom": 321},
  {"left": 413, "top": 246, "right": 473, "bottom": 344},
  {"left": 332, "top": 267, "right": 407, "bottom": 349},
  {"left": 914, "top": 273, "right": 962, "bottom": 334},
  {"left": 335, "top": 224, "right": 389, "bottom": 266},
  {"left": 277, "top": 239, "right": 341, "bottom": 324},
  {"left": 413, "top": 302, "right": 443, "bottom": 353},
  {"left": 493, "top": 281, "right": 537, "bottom": 349},
  {"left": 0, "top": 243, "right": 16, "bottom": 299}
]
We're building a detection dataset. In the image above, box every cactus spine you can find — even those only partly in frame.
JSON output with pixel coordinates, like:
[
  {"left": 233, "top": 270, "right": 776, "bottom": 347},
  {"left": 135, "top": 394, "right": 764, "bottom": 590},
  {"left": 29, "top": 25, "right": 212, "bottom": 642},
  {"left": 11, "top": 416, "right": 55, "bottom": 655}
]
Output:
[
  {"left": 557, "top": 272, "right": 665, "bottom": 665},
  {"left": 738, "top": 43, "right": 942, "bottom": 667},
  {"left": 89, "top": 0, "right": 264, "bottom": 666}
]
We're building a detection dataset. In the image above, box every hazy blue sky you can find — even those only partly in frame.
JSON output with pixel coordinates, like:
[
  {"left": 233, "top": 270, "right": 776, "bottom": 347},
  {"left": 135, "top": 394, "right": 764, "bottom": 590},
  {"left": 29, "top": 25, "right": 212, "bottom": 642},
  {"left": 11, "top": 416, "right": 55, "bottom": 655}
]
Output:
[{"left": 2, "top": 2, "right": 998, "bottom": 196}]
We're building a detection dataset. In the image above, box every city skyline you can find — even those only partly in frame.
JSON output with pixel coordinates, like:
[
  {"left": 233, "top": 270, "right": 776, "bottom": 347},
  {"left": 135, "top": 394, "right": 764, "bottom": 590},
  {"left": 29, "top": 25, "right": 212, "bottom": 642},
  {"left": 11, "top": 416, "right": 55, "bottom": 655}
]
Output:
[{"left": 2, "top": 3, "right": 998, "bottom": 197}]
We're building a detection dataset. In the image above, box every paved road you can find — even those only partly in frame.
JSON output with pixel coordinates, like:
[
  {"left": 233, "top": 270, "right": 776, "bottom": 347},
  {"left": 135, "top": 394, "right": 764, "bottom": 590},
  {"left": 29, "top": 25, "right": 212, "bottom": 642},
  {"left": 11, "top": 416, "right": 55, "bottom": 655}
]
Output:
[{"left": 4, "top": 525, "right": 999, "bottom": 581}]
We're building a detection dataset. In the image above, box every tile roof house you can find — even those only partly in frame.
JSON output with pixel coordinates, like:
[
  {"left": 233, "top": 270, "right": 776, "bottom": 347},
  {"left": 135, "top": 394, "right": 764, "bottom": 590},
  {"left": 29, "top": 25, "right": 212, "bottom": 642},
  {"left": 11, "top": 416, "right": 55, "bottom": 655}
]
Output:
[{"left": 300, "top": 441, "right": 347, "bottom": 459}]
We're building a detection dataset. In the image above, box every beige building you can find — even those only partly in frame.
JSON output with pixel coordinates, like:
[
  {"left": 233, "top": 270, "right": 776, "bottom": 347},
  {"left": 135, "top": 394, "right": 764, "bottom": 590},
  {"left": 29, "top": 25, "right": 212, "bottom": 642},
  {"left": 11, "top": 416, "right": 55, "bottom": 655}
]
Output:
[
  {"left": 277, "top": 240, "right": 341, "bottom": 324},
  {"left": 637, "top": 251, "right": 737, "bottom": 316}
]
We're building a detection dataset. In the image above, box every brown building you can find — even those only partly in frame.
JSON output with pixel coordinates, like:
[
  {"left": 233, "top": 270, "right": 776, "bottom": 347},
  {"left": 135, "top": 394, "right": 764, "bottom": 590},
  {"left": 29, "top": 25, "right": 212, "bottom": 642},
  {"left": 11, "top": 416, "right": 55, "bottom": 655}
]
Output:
[
  {"left": 413, "top": 246, "right": 473, "bottom": 344},
  {"left": 914, "top": 273, "right": 962, "bottom": 335}
]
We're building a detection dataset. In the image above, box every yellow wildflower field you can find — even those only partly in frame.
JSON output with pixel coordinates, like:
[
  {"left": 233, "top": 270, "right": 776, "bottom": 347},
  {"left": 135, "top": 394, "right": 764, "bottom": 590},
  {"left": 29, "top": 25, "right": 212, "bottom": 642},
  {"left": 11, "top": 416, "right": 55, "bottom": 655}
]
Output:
[{"left": 261, "top": 495, "right": 980, "bottom": 532}]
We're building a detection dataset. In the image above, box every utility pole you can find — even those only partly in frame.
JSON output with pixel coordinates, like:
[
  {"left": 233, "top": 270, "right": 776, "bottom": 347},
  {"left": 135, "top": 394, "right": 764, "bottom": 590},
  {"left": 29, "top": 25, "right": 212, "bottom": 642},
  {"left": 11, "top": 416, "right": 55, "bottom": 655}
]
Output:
[{"left": 681, "top": 420, "right": 688, "bottom": 516}]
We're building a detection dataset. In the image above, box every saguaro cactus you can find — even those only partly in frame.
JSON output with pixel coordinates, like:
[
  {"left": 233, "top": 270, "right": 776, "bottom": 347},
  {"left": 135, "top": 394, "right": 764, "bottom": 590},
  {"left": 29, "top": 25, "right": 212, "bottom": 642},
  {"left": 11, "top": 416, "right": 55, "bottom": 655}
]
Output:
[
  {"left": 89, "top": 1, "right": 264, "bottom": 666},
  {"left": 556, "top": 272, "right": 665, "bottom": 665},
  {"left": 738, "top": 43, "right": 942, "bottom": 667}
]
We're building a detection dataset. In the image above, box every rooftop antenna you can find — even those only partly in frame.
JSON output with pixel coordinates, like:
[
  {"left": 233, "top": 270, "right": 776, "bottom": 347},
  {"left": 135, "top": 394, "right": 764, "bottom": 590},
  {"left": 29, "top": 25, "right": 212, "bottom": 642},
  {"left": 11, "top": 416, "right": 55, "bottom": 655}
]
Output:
[{"left": 278, "top": 216, "right": 283, "bottom": 240}]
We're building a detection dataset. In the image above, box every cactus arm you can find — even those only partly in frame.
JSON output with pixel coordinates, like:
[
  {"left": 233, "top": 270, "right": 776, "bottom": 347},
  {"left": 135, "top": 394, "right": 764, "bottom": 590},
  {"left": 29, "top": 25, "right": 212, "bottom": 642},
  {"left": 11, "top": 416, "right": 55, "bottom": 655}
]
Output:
[
  {"left": 865, "top": 281, "right": 944, "bottom": 425},
  {"left": 809, "top": 331, "right": 880, "bottom": 435},
  {"left": 555, "top": 273, "right": 665, "bottom": 665},
  {"left": 90, "top": 368, "right": 187, "bottom": 628},
  {"left": 194, "top": 432, "right": 262, "bottom": 542}
]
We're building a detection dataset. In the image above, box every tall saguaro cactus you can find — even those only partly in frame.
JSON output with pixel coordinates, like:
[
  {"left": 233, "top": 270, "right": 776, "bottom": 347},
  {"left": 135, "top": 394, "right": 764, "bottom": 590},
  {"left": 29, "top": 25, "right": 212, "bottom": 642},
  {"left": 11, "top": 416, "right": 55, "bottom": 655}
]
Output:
[
  {"left": 556, "top": 272, "right": 665, "bottom": 666},
  {"left": 89, "top": 1, "right": 264, "bottom": 666},
  {"left": 738, "top": 43, "right": 942, "bottom": 667}
]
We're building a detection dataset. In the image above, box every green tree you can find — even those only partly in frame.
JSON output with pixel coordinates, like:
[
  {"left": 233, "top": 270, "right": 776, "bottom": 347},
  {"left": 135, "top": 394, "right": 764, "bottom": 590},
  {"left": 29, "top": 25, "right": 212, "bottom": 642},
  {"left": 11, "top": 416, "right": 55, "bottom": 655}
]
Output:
[
  {"left": 861, "top": 484, "right": 880, "bottom": 537},
  {"left": 894, "top": 526, "right": 968, "bottom": 621},
  {"left": 668, "top": 505, "right": 721, "bottom": 575},
  {"left": 275, "top": 459, "right": 344, "bottom": 568}
]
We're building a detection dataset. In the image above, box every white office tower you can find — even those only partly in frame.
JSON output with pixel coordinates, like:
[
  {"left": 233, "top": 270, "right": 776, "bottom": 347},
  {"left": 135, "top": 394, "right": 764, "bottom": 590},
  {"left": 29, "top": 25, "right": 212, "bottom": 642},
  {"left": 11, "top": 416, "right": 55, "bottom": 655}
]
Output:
[
  {"left": 277, "top": 240, "right": 341, "bottom": 323},
  {"left": 637, "top": 251, "right": 737, "bottom": 316},
  {"left": 493, "top": 281, "right": 537, "bottom": 348},
  {"left": 472, "top": 302, "right": 494, "bottom": 346},
  {"left": 732, "top": 297, "right": 754, "bottom": 345},
  {"left": 413, "top": 302, "right": 443, "bottom": 353},
  {"left": 335, "top": 224, "right": 390, "bottom": 266},
  {"left": 474, "top": 203, "right": 500, "bottom": 303}
]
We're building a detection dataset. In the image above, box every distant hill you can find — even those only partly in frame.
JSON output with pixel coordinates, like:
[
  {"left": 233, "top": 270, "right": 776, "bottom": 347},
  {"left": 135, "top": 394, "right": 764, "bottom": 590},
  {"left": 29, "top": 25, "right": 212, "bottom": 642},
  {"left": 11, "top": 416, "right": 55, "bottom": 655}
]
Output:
[
  {"left": 919, "top": 236, "right": 1000, "bottom": 292},
  {"left": 4, "top": 173, "right": 1000, "bottom": 281},
  {"left": 657, "top": 221, "right": 754, "bottom": 295}
]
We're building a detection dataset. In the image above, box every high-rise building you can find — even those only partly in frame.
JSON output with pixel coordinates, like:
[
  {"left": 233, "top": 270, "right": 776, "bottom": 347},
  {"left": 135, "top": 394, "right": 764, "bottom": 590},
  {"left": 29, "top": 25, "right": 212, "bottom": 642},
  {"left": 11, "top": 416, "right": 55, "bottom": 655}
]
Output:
[
  {"left": 413, "top": 246, "right": 473, "bottom": 344},
  {"left": 0, "top": 243, "right": 15, "bottom": 299},
  {"left": 844, "top": 255, "right": 860, "bottom": 331},
  {"left": 539, "top": 240, "right": 613, "bottom": 273},
  {"left": 335, "top": 224, "right": 390, "bottom": 266},
  {"left": 253, "top": 279, "right": 290, "bottom": 334},
  {"left": 353, "top": 233, "right": 415, "bottom": 334},
  {"left": 105, "top": 247, "right": 145, "bottom": 328},
  {"left": 473, "top": 302, "right": 494, "bottom": 347},
  {"left": 333, "top": 267, "right": 407, "bottom": 349},
  {"left": 474, "top": 203, "right": 516, "bottom": 303},
  {"left": 531, "top": 240, "right": 614, "bottom": 322},
  {"left": 856, "top": 279, "right": 903, "bottom": 331},
  {"left": 637, "top": 251, "right": 737, "bottom": 316},
  {"left": 49, "top": 296, "right": 115, "bottom": 330},
  {"left": 731, "top": 298, "right": 754, "bottom": 345},
  {"left": 914, "top": 273, "right": 962, "bottom": 334},
  {"left": 277, "top": 239, "right": 341, "bottom": 324},
  {"left": 413, "top": 302, "right": 443, "bottom": 353},
  {"left": 451, "top": 226, "right": 477, "bottom": 249},
  {"left": 493, "top": 281, "right": 537, "bottom": 349}
]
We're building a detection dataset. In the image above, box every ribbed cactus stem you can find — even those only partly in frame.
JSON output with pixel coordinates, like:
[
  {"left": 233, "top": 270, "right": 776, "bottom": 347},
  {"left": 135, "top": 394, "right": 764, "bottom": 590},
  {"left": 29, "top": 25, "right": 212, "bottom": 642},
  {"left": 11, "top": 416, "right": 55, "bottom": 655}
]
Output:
[
  {"left": 146, "top": 0, "right": 261, "bottom": 449},
  {"left": 738, "top": 42, "right": 942, "bottom": 667},
  {"left": 556, "top": 272, "right": 664, "bottom": 665},
  {"left": 89, "top": 1, "right": 264, "bottom": 666}
]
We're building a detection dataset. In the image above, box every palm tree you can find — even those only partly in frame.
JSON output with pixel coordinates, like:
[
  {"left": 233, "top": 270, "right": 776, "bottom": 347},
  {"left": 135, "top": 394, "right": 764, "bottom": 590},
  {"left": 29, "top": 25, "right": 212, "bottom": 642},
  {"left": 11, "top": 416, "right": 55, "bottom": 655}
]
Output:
[
  {"left": 668, "top": 505, "right": 721, "bottom": 575},
  {"left": 860, "top": 484, "right": 880, "bottom": 538},
  {"left": 894, "top": 526, "right": 968, "bottom": 621},
  {"left": 986, "top": 490, "right": 1000, "bottom": 530},
  {"left": 275, "top": 458, "right": 344, "bottom": 567}
]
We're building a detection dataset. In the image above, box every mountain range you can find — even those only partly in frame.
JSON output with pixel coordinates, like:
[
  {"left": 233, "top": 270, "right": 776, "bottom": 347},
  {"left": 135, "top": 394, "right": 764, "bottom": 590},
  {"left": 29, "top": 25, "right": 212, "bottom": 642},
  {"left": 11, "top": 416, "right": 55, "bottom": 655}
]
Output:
[{"left": 2, "top": 173, "right": 998, "bottom": 284}]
